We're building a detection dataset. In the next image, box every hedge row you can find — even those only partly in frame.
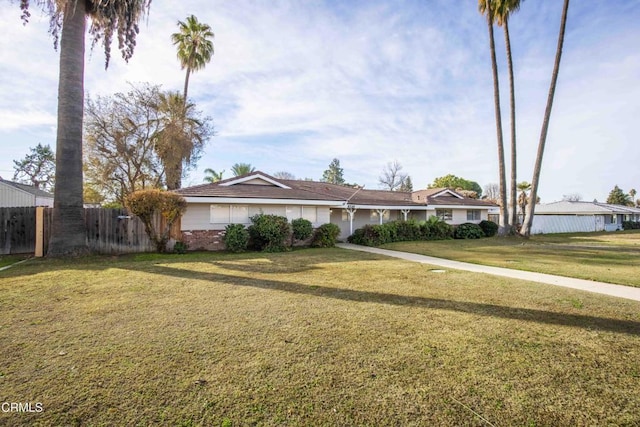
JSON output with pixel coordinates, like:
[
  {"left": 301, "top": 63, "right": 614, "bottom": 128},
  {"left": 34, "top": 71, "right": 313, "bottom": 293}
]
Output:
[
  {"left": 347, "top": 218, "right": 497, "bottom": 247},
  {"left": 224, "top": 214, "right": 340, "bottom": 253},
  {"left": 622, "top": 221, "right": 640, "bottom": 230}
]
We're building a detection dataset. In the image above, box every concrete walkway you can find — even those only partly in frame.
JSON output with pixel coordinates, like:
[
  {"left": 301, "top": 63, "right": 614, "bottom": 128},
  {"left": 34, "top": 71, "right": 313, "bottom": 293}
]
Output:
[{"left": 337, "top": 243, "right": 640, "bottom": 302}]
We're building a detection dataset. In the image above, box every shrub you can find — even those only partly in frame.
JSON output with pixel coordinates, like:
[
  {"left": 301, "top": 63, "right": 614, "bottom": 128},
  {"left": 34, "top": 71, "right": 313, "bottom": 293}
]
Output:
[
  {"left": 173, "top": 241, "right": 188, "bottom": 254},
  {"left": 394, "top": 220, "right": 421, "bottom": 241},
  {"left": 311, "top": 223, "right": 341, "bottom": 247},
  {"left": 247, "top": 214, "right": 291, "bottom": 252},
  {"left": 420, "top": 216, "right": 454, "bottom": 240},
  {"left": 291, "top": 218, "right": 313, "bottom": 242},
  {"left": 622, "top": 221, "right": 640, "bottom": 230},
  {"left": 479, "top": 220, "right": 499, "bottom": 237},
  {"left": 125, "top": 189, "right": 187, "bottom": 253},
  {"left": 224, "top": 224, "right": 249, "bottom": 253},
  {"left": 454, "top": 222, "right": 485, "bottom": 239}
]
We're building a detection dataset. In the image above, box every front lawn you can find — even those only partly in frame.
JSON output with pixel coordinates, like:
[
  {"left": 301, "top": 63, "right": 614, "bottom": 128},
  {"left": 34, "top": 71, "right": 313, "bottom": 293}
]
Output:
[
  {"left": 383, "top": 230, "right": 640, "bottom": 287},
  {"left": 1, "top": 249, "right": 639, "bottom": 425}
]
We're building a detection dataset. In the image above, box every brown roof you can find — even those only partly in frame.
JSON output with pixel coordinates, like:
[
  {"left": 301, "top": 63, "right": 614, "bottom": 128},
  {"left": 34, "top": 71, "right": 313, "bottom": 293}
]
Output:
[{"left": 176, "top": 171, "right": 497, "bottom": 208}]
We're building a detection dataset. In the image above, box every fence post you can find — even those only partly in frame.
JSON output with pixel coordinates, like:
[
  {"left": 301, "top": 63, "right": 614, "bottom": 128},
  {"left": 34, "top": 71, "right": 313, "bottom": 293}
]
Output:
[{"left": 35, "top": 206, "right": 45, "bottom": 257}]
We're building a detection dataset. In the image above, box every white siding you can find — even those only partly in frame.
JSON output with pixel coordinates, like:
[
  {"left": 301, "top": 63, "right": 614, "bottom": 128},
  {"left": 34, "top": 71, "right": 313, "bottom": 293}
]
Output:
[
  {"left": 530, "top": 215, "right": 600, "bottom": 234},
  {"left": 35, "top": 196, "right": 54, "bottom": 207},
  {"left": 0, "top": 182, "right": 35, "bottom": 207},
  {"left": 182, "top": 203, "right": 331, "bottom": 231}
]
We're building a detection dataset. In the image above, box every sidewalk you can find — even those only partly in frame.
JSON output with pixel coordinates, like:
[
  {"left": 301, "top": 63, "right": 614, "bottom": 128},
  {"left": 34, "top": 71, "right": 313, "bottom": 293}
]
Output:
[{"left": 337, "top": 243, "right": 640, "bottom": 302}]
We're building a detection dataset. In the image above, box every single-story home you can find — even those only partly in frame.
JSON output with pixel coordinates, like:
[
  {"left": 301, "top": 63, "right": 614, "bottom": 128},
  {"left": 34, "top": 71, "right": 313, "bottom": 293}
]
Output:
[
  {"left": 0, "top": 178, "right": 54, "bottom": 208},
  {"left": 530, "top": 201, "right": 640, "bottom": 234},
  {"left": 175, "top": 171, "right": 497, "bottom": 250}
]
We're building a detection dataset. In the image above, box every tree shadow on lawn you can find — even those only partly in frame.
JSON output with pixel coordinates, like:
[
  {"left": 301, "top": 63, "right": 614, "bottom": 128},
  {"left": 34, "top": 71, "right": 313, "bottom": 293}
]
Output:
[{"left": 134, "top": 263, "right": 640, "bottom": 337}]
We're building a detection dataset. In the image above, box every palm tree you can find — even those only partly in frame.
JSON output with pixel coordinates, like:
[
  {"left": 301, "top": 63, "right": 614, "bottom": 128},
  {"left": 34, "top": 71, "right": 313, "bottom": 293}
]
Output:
[
  {"left": 204, "top": 169, "right": 224, "bottom": 183},
  {"left": 520, "top": 0, "right": 570, "bottom": 237},
  {"left": 231, "top": 163, "right": 255, "bottom": 177},
  {"left": 171, "top": 15, "right": 215, "bottom": 101},
  {"left": 478, "top": 0, "right": 509, "bottom": 235},
  {"left": 153, "top": 91, "right": 212, "bottom": 190},
  {"left": 516, "top": 181, "right": 531, "bottom": 220},
  {"left": 18, "top": 1, "right": 151, "bottom": 256},
  {"left": 480, "top": 0, "right": 523, "bottom": 227}
]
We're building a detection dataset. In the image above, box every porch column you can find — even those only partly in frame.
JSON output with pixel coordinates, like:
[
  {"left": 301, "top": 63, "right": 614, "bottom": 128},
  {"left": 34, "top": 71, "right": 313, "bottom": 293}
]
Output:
[
  {"left": 346, "top": 206, "right": 357, "bottom": 236},
  {"left": 401, "top": 209, "right": 410, "bottom": 221},
  {"left": 376, "top": 209, "right": 387, "bottom": 225}
]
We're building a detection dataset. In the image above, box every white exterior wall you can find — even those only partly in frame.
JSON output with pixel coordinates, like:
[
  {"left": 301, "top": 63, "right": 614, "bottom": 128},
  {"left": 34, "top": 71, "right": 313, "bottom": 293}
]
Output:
[
  {"left": 530, "top": 215, "right": 605, "bottom": 234},
  {"left": 182, "top": 203, "right": 330, "bottom": 231},
  {"left": 35, "top": 196, "right": 54, "bottom": 207},
  {"left": 0, "top": 183, "right": 35, "bottom": 207}
]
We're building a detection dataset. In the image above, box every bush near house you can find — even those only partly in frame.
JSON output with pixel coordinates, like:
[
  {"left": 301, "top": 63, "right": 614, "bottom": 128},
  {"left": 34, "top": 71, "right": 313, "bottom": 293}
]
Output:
[
  {"left": 622, "top": 221, "right": 640, "bottom": 230},
  {"left": 311, "top": 223, "right": 341, "bottom": 248},
  {"left": 454, "top": 223, "right": 485, "bottom": 239},
  {"left": 479, "top": 219, "right": 499, "bottom": 237},
  {"left": 292, "top": 218, "right": 314, "bottom": 242},
  {"left": 248, "top": 214, "right": 291, "bottom": 252},
  {"left": 348, "top": 218, "right": 455, "bottom": 247},
  {"left": 224, "top": 224, "right": 250, "bottom": 253}
]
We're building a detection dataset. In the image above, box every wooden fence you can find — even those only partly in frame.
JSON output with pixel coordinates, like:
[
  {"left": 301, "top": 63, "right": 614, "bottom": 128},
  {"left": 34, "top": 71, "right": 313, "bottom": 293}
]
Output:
[
  {"left": 0, "top": 207, "right": 36, "bottom": 255},
  {"left": 0, "top": 207, "right": 176, "bottom": 255}
]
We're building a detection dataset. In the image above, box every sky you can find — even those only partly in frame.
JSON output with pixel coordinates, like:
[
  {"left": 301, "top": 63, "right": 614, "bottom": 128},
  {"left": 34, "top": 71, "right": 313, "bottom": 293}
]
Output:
[{"left": 1, "top": 0, "right": 639, "bottom": 203}]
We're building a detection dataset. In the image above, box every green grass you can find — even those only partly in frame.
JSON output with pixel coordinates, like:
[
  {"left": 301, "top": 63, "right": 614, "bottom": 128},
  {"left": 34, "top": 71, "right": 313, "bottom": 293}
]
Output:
[
  {"left": 382, "top": 230, "right": 640, "bottom": 287},
  {"left": 1, "top": 248, "right": 639, "bottom": 425},
  {"left": 0, "top": 254, "right": 30, "bottom": 269}
]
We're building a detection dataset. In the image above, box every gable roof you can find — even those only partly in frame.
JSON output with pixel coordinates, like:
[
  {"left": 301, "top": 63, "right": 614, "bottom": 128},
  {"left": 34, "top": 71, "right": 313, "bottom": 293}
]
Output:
[
  {"left": 0, "top": 179, "right": 53, "bottom": 199},
  {"left": 177, "top": 171, "right": 498, "bottom": 209}
]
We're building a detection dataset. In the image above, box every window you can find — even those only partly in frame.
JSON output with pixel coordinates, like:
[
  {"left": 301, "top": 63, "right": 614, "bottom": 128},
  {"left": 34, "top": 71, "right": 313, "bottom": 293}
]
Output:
[
  {"left": 301, "top": 206, "right": 317, "bottom": 223},
  {"left": 231, "top": 205, "right": 249, "bottom": 223},
  {"left": 467, "top": 209, "right": 481, "bottom": 221},
  {"left": 210, "top": 205, "right": 229, "bottom": 223},
  {"left": 435, "top": 209, "right": 452, "bottom": 221}
]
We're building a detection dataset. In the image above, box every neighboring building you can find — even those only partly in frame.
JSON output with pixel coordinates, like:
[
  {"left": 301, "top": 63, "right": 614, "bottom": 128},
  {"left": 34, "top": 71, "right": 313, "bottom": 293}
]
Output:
[
  {"left": 530, "top": 201, "right": 640, "bottom": 234},
  {"left": 0, "top": 178, "right": 54, "bottom": 208},
  {"left": 175, "top": 172, "right": 497, "bottom": 250}
]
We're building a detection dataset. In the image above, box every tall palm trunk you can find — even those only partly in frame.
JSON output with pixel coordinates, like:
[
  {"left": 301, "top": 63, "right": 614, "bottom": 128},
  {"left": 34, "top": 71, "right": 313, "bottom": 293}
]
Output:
[
  {"left": 166, "top": 66, "right": 193, "bottom": 191},
  {"left": 487, "top": 1, "right": 510, "bottom": 235},
  {"left": 504, "top": 19, "right": 518, "bottom": 227},
  {"left": 521, "top": 0, "right": 570, "bottom": 237},
  {"left": 48, "top": 0, "right": 88, "bottom": 256}
]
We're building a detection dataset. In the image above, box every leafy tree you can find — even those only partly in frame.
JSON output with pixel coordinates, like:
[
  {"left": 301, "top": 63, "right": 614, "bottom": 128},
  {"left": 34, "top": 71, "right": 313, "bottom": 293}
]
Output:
[
  {"left": 399, "top": 176, "right": 413, "bottom": 192},
  {"left": 18, "top": 0, "right": 152, "bottom": 256},
  {"left": 429, "top": 174, "right": 483, "bottom": 197},
  {"left": 480, "top": 0, "right": 523, "bottom": 228},
  {"left": 606, "top": 185, "right": 633, "bottom": 206},
  {"left": 520, "top": 0, "right": 571, "bottom": 237},
  {"left": 231, "top": 163, "right": 256, "bottom": 176},
  {"left": 125, "top": 189, "right": 187, "bottom": 253},
  {"left": 321, "top": 158, "right": 345, "bottom": 185},
  {"left": 204, "top": 169, "right": 224, "bottom": 183},
  {"left": 84, "top": 84, "right": 166, "bottom": 205},
  {"left": 478, "top": 0, "right": 509, "bottom": 235},
  {"left": 273, "top": 171, "right": 296, "bottom": 180},
  {"left": 629, "top": 189, "right": 637, "bottom": 206},
  {"left": 378, "top": 160, "right": 408, "bottom": 191},
  {"left": 171, "top": 15, "right": 215, "bottom": 101},
  {"left": 84, "top": 84, "right": 211, "bottom": 203},
  {"left": 153, "top": 91, "right": 213, "bottom": 190},
  {"left": 12, "top": 143, "right": 56, "bottom": 191}
]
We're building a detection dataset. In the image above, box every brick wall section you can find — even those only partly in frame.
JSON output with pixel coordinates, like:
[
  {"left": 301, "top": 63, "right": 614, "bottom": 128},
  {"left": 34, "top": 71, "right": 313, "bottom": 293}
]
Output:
[
  {"left": 181, "top": 230, "right": 226, "bottom": 251},
  {"left": 181, "top": 228, "right": 318, "bottom": 251}
]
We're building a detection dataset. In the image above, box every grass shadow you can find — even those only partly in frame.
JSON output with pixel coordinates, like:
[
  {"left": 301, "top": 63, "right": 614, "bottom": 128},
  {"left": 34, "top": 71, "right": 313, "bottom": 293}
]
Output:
[{"left": 134, "top": 263, "right": 640, "bottom": 337}]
